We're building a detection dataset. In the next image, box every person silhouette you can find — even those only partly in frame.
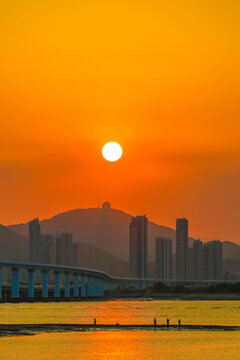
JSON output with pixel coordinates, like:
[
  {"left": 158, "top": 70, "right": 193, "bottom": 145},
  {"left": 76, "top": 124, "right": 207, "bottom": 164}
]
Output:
[
  {"left": 154, "top": 317, "right": 157, "bottom": 327},
  {"left": 178, "top": 319, "right": 181, "bottom": 327},
  {"left": 94, "top": 318, "right": 96, "bottom": 326},
  {"left": 167, "top": 318, "right": 169, "bottom": 327}
]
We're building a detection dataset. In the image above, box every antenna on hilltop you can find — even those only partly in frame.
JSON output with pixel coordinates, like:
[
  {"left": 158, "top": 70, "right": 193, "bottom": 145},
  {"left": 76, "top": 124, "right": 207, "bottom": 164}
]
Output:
[{"left": 97, "top": 198, "right": 101, "bottom": 208}]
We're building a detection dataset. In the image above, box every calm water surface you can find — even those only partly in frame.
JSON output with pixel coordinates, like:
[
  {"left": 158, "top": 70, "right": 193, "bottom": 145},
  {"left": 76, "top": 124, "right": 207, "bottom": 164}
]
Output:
[{"left": 0, "top": 300, "right": 239, "bottom": 360}]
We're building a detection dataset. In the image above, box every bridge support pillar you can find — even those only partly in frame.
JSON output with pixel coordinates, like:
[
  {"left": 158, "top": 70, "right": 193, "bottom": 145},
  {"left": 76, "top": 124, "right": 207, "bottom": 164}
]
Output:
[
  {"left": 65, "top": 273, "right": 70, "bottom": 297},
  {"left": 98, "top": 280, "right": 101, "bottom": 296},
  {"left": 94, "top": 278, "right": 98, "bottom": 296},
  {"left": 92, "top": 278, "right": 96, "bottom": 296},
  {"left": 28, "top": 270, "right": 35, "bottom": 298},
  {"left": 91, "top": 278, "right": 94, "bottom": 296},
  {"left": 92, "top": 278, "right": 95, "bottom": 296},
  {"left": 73, "top": 274, "right": 79, "bottom": 297},
  {"left": 98, "top": 279, "right": 102, "bottom": 296},
  {"left": 81, "top": 275, "right": 86, "bottom": 297},
  {"left": 42, "top": 271, "right": 48, "bottom": 297},
  {"left": 54, "top": 272, "right": 60, "bottom": 297},
  {"left": 96, "top": 279, "right": 100, "bottom": 296},
  {"left": 87, "top": 277, "right": 92, "bottom": 297},
  {"left": 109, "top": 282, "right": 114, "bottom": 291},
  {"left": 104, "top": 281, "right": 108, "bottom": 292},
  {"left": 97, "top": 279, "right": 101, "bottom": 296},
  {"left": 12, "top": 268, "right": 19, "bottom": 298},
  {"left": 99, "top": 280, "right": 104, "bottom": 296}
]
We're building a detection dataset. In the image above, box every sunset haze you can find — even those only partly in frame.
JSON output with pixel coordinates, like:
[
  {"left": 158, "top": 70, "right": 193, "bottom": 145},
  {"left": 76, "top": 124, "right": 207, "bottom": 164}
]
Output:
[{"left": 1, "top": 0, "right": 240, "bottom": 244}]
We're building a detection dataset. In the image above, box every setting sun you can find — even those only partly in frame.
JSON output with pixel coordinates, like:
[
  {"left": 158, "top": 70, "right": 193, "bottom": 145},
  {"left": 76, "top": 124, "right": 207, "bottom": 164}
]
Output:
[{"left": 102, "top": 142, "right": 123, "bottom": 162}]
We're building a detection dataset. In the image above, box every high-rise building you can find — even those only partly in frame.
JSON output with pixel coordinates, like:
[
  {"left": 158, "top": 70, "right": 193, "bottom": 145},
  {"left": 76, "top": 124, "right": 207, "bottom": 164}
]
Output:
[
  {"left": 72, "top": 243, "right": 79, "bottom": 267},
  {"left": 188, "top": 247, "right": 193, "bottom": 280},
  {"left": 203, "top": 240, "right": 222, "bottom": 280},
  {"left": 41, "top": 234, "right": 56, "bottom": 264},
  {"left": 129, "top": 215, "right": 148, "bottom": 278},
  {"left": 176, "top": 218, "right": 188, "bottom": 280},
  {"left": 29, "top": 218, "right": 42, "bottom": 263},
  {"left": 56, "top": 232, "right": 73, "bottom": 266},
  {"left": 155, "top": 237, "right": 172, "bottom": 279},
  {"left": 191, "top": 239, "right": 203, "bottom": 281}
]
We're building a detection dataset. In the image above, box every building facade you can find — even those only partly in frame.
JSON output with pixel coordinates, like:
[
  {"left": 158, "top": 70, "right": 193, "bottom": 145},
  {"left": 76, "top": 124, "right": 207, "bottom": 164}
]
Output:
[
  {"left": 129, "top": 215, "right": 148, "bottom": 278},
  {"left": 203, "top": 240, "right": 222, "bottom": 280},
  {"left": 29, "top": 218, "right": 42, "bottom": 263},
  {"left": 29, "top": 220, "right": 78, "bottom": 276},
  {"left": 155, "top": 237, "right": 172, "bottom": 279},
  {"left": 41, "top": 234, "right": 56, "bottom": 264},
  {"left": 176, "top": 218, "right": 189, "bottom": 280},
  {"left": 72, "top": 243, "right": 79, "bottom": 267},
  {"left": 56, "top": 232, "right": 73, "bottom": 266},
  {"left": 190, "top": 239, "right": 203, "bottom": 281}
]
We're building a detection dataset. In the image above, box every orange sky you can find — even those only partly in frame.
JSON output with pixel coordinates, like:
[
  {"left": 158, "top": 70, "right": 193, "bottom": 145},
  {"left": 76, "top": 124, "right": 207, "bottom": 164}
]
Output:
[{"left": 0, "top": 0, "right": 240, "bottom": 243}]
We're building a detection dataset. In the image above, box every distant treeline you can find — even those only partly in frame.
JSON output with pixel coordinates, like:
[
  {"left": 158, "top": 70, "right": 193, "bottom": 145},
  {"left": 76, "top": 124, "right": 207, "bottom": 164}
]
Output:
[
  {"left": 112, "top": 282, "right": 240, "bottom": 294},
  {"left": 152, "top": 282, "right": 240, "bottom": 294}
]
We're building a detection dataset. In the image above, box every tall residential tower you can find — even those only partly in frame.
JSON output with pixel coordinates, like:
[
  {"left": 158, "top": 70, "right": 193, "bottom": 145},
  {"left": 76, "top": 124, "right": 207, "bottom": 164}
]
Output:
[
  {"left": 56, "top": 232, "right": 73, "bottom": 266},
  {"left": 129, "top": 215, "right": 148, "bottom": 278},
  {"left": 155, "top": 237, "right": 172, "bottom": 279},
  {"left": 176, "top": 218, "right": 188, "bottom": 280},
  {"left": 29, "top": 218, "right": 42, "bottom": 263},
  {"left": 203, "top": 240, "right": 222, "bottom": 280},
  {"left": 191, "top": 239, "right": 203, "bottom": 281}
]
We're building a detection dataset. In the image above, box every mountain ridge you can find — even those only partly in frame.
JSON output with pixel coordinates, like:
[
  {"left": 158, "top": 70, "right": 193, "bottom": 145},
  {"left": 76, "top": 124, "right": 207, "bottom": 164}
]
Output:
[
  {"left": 7, "top": 206, "right": 240, "bottom": 262},
  {"left": 0, "top": 205, "right": 240, "bottom": 278}
]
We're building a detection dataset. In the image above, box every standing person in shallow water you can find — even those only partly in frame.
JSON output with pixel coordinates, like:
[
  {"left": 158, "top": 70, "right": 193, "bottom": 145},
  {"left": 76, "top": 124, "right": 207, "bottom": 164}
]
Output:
[
  {"left": 94, "top": 318, "right": 96, "bottom": 326},
  {"left": 167, "top": 318, "right": 169, "bottom": 327},
  {"left": 178, "top": 319, "right": 181, "bottom": 327},
  {"left": 154, "top": 318, "right": 157, "bottom": 326}
]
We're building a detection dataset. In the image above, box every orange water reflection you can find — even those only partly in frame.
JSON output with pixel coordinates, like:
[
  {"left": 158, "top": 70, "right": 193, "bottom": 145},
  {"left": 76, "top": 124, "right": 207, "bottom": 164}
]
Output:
[
  {"left": 0, "top": 300, "right": 239, "bottom": 326},
  {"left": 1, "top": 331, "right": 240, "bottom": 360}
]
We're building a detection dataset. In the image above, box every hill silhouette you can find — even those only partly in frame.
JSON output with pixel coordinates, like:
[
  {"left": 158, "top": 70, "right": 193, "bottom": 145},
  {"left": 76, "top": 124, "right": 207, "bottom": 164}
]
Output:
[
  {"left": 8, "top": 206, "right": 177, "bottom": 262},
  {"left": 2, "top": 205, "right": 240, "bottom": 278},
  {"left": 0, "top": 224, "right": 28, "bottom": 262},
  {"left": 0, "top": 223, "right": 128, "bottom": 277},
  {"left": 221, "top": 241, "right": 240, "bottom": 260},
  {"left": 7, "top": 205, "right": 240, "bottom": 264}
]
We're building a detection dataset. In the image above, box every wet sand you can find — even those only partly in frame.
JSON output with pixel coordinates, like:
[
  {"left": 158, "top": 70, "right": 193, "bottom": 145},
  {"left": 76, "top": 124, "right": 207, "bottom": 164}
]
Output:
[{"left": 0, "top": 323, "right": 240, "bottom": 337}]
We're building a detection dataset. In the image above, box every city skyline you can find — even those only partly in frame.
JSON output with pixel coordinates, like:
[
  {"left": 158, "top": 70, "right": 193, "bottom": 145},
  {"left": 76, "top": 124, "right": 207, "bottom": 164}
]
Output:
[
  {"left": 27, "top": 211, "right": 224, "bottom": 281},
  {"left": 1, "top": 200, "right": 233, "bottom": 280},
  {"left": 29, "top": 218, "right": 79, "bottom": 267}
]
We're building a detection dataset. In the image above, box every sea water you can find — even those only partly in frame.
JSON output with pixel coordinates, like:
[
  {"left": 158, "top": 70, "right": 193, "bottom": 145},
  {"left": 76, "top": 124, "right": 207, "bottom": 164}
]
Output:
[{"left": 0, "top": 300, "right": 239, "bottom": 360}]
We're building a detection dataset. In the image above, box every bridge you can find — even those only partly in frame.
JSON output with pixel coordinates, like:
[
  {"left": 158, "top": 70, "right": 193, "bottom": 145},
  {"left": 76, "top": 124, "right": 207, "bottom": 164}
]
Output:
[{"left": 0, "top": 261, "right": 238, "bottom": 300}]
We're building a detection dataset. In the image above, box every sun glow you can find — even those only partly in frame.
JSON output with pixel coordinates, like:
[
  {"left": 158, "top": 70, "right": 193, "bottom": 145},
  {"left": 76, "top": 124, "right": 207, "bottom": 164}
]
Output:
[{"left": 102, "top": 142, "right": 123, "bottom": 162}]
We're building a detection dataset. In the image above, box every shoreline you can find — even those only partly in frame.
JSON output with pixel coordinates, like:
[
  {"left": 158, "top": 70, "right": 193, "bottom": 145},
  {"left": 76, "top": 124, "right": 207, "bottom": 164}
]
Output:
[
  {"left": 110, "top": 294, "right": 240, "bottom": 301},
  {"left": 0, "top": 323, "right": 240, "bottom": 338},
  {"left": 1, "top": 293, "right": 240, "bottom": 303}
]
